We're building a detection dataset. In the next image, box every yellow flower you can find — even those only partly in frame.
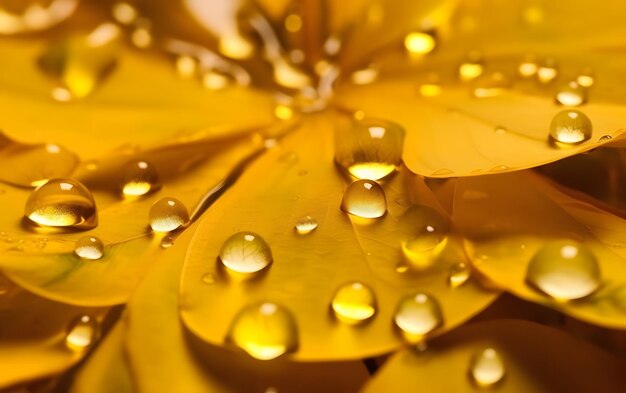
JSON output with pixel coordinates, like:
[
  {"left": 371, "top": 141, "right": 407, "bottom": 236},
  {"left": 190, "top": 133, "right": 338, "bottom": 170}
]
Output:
[{"left": 1, "top": 0, "right": 626, "bottom": 391}]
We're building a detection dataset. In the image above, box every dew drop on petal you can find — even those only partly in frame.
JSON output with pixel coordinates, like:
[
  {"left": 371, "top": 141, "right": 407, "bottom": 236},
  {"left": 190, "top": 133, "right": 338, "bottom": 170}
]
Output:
[
  {"left": 25, "top": 179, "right": 97, "bottom": 230},
  {"left": 66, "top": 315, "right": 99, "bottom": 351},
  {"left": 400, "top": 207, "right": 449, "bottom": 269},
  {"left": 555, "top": 81, "right": 586, "bottom": 107},
  {"left": 549, "top": 110, "right": 592, "bottom": 145},
  {"left": 394, "top": 293, "right": 443, "bottom": 341},
  {"left": 537, "top": 59, "right": 558, "bottom": 83},
  {"left": 149, "top": 197, "right": 189, "bottom": 232},
  {"left": 219, "top": 232, "right": 272, "bottom": 274},
  {"left": 341, "top": 180, "right": 387, "bottom": 219},
  {"left": 404, "top": 31, "right": 436, "bottom": 55},
  {"left": 526, "top": 241, "right": 601, "bottom": 300},
  {"left": 74, "top": 236, "right": 104, "bottom": 260},
  {"left": 469, "top": 347, "right": 505, "bottom": 387},
  {"left": 331, "top": 282, "right": 377, "bottom": 324},
  {"left": 448, "top": 262, "right": 471, "bottom": 287},
  {"left": 226, "top": 302, "right": 298, "bottom": 360},
  {"left": 294, "top": 216, "right": 318, "bottom": 235},
  {"left": 121, "top": 160, "right": 160, "bottom": 197},
  {"left": 577, "top": 72, "right": 594, "bottom": 88}
]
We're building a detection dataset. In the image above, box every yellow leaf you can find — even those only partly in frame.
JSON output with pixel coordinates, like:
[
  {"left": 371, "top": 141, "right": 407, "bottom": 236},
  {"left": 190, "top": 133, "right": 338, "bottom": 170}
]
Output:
[
  {"left": 125, "top": 222, "right": 370, "bottom": 392},
  {"left": 70, "top": 321, "right": 134, "bottom": 393},
  {"left": 180, "top": 114, "right": 498, "bottom": 360},
  {"left": 363, "top": 319, "right": 626, "bottom": 392},
  {"left": 0, "top": 275, "right": 107, "bottom": 389},
  {"left": 456, "top": 170, "right": 626, "bottom": 328}
]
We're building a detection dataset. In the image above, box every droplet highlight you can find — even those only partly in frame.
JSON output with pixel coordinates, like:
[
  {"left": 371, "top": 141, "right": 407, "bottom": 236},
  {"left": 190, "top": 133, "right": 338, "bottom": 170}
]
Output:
[
  {"left": 148, "top": 197, "right": 188, "bottom": 232},
  {"left": 448, "top": 262, "right": 471, "bottom": 287},
  {"left": 555, "top": 81, "right": 586, "bottom": 107},
  {"left": 404, "top": 31, "right": 436, "bottom": 55},
  {"left": 549, "top": 110, "right": 592, "bottom": 145},
  {"left": 74, "top": 236, "right": 104, "bottom": 260},
  {"left": 66, "top": 315, "right": 99, "bottom": 351},
  {"left": 394, "top": 293, "right": 443, "bottom": 341},
  {"left": 331, "top": 282, "right": 377, "bottom": 324},
  {"left": 25, "top": 179, "right": 97, "bottom": 229},
  {"left": 341, "top": 180, "right": 387, "bottom": 219},
  {"left": 469, "top": 347, "right": 505, "bottom": 387},
  {"left": 294, "top": 216, "right": 318, "bottom": 235},
  {"left": 219, "top": 232, "right": 273, "bottom": 274},
  {"left": 121, "top": 160, "right": 160, "bottom": 197}
]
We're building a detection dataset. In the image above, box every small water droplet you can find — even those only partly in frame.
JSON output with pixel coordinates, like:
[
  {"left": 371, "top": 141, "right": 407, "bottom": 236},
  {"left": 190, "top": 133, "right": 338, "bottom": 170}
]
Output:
[
  {"left": 331, "top": 282, "right": 377, "bottom": 324},
  {"left": 469, "top": 347, "right": 505, "bottom": 387},
  {"left": 66, "top": 315, "right": 99, "bottom": 351},
  {"left": 149, "top": 197, "right": 189, "bottom": 232},
  {"left": 556, "top": 81, "right": 586, "bottom": 106},
  {"left": 537, "top": 59, "right": 558, "bottom": 83},
  {"left": 112, "top": 2, "right": 138, "bottom": 25},
  {"left": 25, "top": 179, "right": 97, "bottom": 229},
  {"left": 577, "top": 72, "right": 594, "bottom": 88},
  {"left": 459, "top": 51, "right": 483, "bottom": 82},
  {"left": 599, "top": 135, "right": 612, "bottom": 143},
  {"left": 226, "top": 302, "right": 298, "bottom": 360},
  {"left": 395, "top": 263, "right": 409, "bottom": 273},
  {"left": 201, "top": 273, "right": 216, "bottom": 284},
  {"left": 549, "top": 110, "right": 592, "bottom": 146},
  {"left": 518, "top": 58, "right": 538, "bottom": 77},
  {"left": 431, "top": 168, "right": 454, "bottom": 176},
  {"left": 472, "top": 72, "right": 510, "bottom": 98},
  {"left": 394, "top": 293, "right": 443, "bottom": 341},
  {"left": 526, "top": 241, "right": 601, "bottom": 300},
  {"left": 404, "top": 31, "right": 436, "bottom": 55},
  {"left": 121, "top": 160, "right": 160, "bottom": 197},
  {"left": 74, "top": 236, "right": 104, "bottom": 260},
  {"left": 448, "top": 262, "right": 471, "bottom": 287},
  {"left": 219, "top": 232, "right": 272, "bottom": 274},
  {"left": 341, "top": 180, "right": 387, "bottom": 219},
  {"left": 335, "top": 118, "right": 404, "bottom": 181},
  {"left": 294, "top": 216, "right": 318, "bottom": 235},
  {"left": 494, "top": 126, "right": 507, "bottom": 135},
  {"left": 401, "top": 211, "right": 448, "bottom": 269}
]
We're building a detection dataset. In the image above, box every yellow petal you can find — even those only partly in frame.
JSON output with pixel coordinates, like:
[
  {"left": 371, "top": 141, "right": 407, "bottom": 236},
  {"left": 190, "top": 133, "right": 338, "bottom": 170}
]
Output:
[
  {"left": 363, "top": 319, "right": 626, "bottom": 392},
  {"left": 70, "top": 321, "right": 134, "bottom": 393},
  {"left": 125, "top": 222, "right": 370, "bottom": 392},
  {"left": 456, "top": 171, "right": 626, "bottom": 328},
  {"left": 180, "top": 114, "right": 498, "bottom": 360}
]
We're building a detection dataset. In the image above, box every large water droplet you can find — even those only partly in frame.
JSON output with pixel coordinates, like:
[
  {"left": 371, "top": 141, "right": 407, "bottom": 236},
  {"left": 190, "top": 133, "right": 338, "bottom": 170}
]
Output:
[
  {"left": 25, "top": 179, "right": 97, "bottom": 229},
  {"left": 394, "top": 293, "right": 443, "bottom": 341},
  {"left": 74, "top": 236, "right": 104, "bottom": 260},
  {"left": 335, "top": 118, "right": 405, "bottom": 181},
  {"left": 341, "top": 180, "right": 387, "bottom": 219},
  {"left": 526, "top": 241, "right": 601, "bottom": 300},
  {"left": 66, "top": 315, "right": 99, "bottom": 351},
  {"left": 149, "top": 197, "right": 189, "bottom": 232},
  {"left": 469, "top": 347, "right": 505, "bottom": 387},
  {"left": 331, "top": 282, "right": 377, "bottom": 324},
  {"left": 219, "top": 232, "right": 273, "bottom": 274},
  {"left": 448, "top": 262, "right": 471, "bottom": 287},
  {"left": 294, "top": 216, "right": 318, "bottom": 235},
  {"left": 556, "top": 81, "right": 586, "bottom": 107},
  {"left": 404, "top": 31, "right": 436, "bottom": 55},
  {"left": 226, "top": 302, "right": 298, "bottom": 360},
  {"left": 38, "top": 23, "right": 121, "bottom": 98},
  {"left": 549, "top": 110, "right": 592, "bottom": 145},
  {"left": 121, "top": 160, "right": 160, "bottom": 197}
]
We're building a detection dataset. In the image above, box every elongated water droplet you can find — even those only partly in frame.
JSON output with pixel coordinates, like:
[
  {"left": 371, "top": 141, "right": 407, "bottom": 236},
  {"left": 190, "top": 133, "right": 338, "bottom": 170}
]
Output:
[
  {"left": 400, "top": 206, "right": 449, "bottom": 269},
  {"left": 341, "top": 180, "right": 387, "bottom": 219},
  {"left": 459, "top": 51, "right": 483, "bottom": 82},
  {"left": 25, "top": 179, "right": 97, "bottom": 229},
  {"left": 38, "top": 23, "right": 121, "bottom": 98},
  {"left": 599, "top": 135, "right": 612, "bottom": 143},
  {"left": 226, "top": 302, "right": 298, "bottom": 360},
  {"left": 219, "top": 232, "right": 272, "bottom": 273},
  {"left": 66, "top": 315, "right": 99, "bottom": 351},
  {"left": 556, "top": 81, "right": 586, "bottom": 106},
  {"left": 404, "top": 31, "right": 436, "bottom": 55},
  {"left": 0, "top": 134, "right": 79, "bottom": 187},
  {"left": 331, "top": 282, "right": 377, "bottom": 324},
  {"left": 537, "top": 59, "right": 558, "bottom": 83},
  {"left": 149, "top": 197, "right": 188, "bottom": 232},
  {"left": 121, "top": 160, "right": 160, "bottom": 197},
  {"left": 74, "top": 236, "right": 104, "bottom": 260},
  {"left": 526, "top": 241, "right": 601, "bottom": 300},
  {"left": 470, "top": 347, "right": 505, "bottom": 387},
  {"left": 335, "top": 118, "right": 404, "bottom": 181},
  {"left": 394, "top": 293, "right": 443, "bottom": 341},
  {"left": 448, "top": 262, "right": 471, "bottom": 287},
  {"left": 294, "top": 216, "right": 318, "bottom": 235},
  {"left": 549, "top": 110, "right": 592, "bottom": 145}
]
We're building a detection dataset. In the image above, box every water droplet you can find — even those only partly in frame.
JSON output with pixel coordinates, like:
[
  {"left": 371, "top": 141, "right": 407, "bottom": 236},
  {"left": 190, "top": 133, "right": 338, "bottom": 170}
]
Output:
[
  {"left": 323, "top": 36, "right": 341, "bottom": 56},
  {"left": 400, "top": 206, "right": 449, "bottom": 269},
  {"left": 331, "top": 282, "right": 377, "bottom": 324},
  {"left": 121, "top": 160, "right": 160, "bottom": 197},
  {"left": 175, "top": 55, "right": 197, "bottom": 78},
  {"left": 556, "top": 81, "right": 586, "bottom": 106},
  {"left": 394, "top": 293, "right": 443, "bottom": 341},
  {"left": 472, "top": 72, "right": 510, "bottom": 98},
  {"left": 341, "top": 180, "right": 387, "bottom": 219},
  {"left": 351, "top": 64, "right": 379, "bottom": 85},
  {"left": 0, "top": 134, "right": 79, "bottom": 187},
  {"left": 459, "top": 51, "right": 483, "bottom": 82},
  {"left": 518, "top": 58, "right": 538, "bottom": 77},
  {"left": 201, "top": 273, "right": 216, "bottom": 284},
  {"left": 577, "top": 72, "right": 594, "bottom": 88},
  {"left": 274, "top": 104, "right": 294, "bottom": 120},
  {"left": 226, "top": 302, "right": 298, "bottom": 360},
  {"left": 549, "top": 110, "right": 592, "bottom": 145},
  {"left": 537, "top": 59, "right": 558, "bottom": 83},
  {"left": 25, "top": 179, "right": 97, "bottom": 229},
  {"left": 74, "top": 236, "right": 104, "bottom": 260},
  {"left": 404, "top": 31, "right": 436, "bottom": 55},
  {"left": 66, "top": 315, "right": 99, "bottom": 351},
  {"left": 112, "top": 2, "right": 137, "bottom": 25},
  {"left": 160, "top": 235, "right": 174, "bottom": 249},
  {"left": 219, "top": 232, "right": 273, "bottom": 274},
  {"left": 599, "top": 135, "right": 612, "bottom": 143},
  {"left": 469, "top": 347, "right": 505, "bottom": 387},
  {"left": 148, "top": 197, "right": 188, "bottom": 232},
  {"left": 494, "top": 126, "right": 507, "bottom": 135},
  {"left": 131, "top": 20, "right": 152, "bottom": 48},
  {"left": 335, "top": 118, "right": 405, "bottom": 181},
  {"left": 448, "top": 262, "right": 471, "bottom": 287},
  {"left": 526, "top": 241, "right": 601, "bottom": 300},
  {"left": 38, "top": 23, "right": 121, "bottom": 98},
  {"left": 294, "top": 216, "right": 318, "bottom": 235}
]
